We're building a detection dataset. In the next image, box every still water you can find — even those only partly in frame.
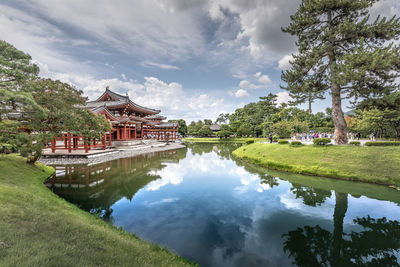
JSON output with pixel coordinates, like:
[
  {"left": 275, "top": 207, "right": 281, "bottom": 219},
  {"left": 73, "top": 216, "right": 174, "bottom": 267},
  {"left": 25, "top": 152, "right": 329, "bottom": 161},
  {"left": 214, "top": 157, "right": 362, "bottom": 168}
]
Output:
[{"left": 46, "top": 143, "right": 400, "bottom": 266}]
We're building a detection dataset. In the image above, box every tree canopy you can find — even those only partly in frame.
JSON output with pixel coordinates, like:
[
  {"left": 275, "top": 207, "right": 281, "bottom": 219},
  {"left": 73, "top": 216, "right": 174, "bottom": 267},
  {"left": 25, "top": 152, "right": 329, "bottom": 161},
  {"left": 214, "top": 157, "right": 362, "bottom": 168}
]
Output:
[{"left": 282, "top": 0, "right": 400, "bottom": 144}]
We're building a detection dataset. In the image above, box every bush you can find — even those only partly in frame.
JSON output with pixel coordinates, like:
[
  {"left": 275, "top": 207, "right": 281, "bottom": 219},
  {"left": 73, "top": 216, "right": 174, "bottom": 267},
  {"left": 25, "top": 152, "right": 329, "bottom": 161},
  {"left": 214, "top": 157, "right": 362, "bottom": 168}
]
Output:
[
  {"left": 273, "top": 135, "right": 279, "bottom": 142},
  {"left": 290, "top": 141, "right": 304, "bottom": 146},
  {"left": 278, "top": 140, "right": 289, "bottom": 144},
  {"left": 365, "top": 141, "right": 400, "bottom": 146},
  {"left": 245, "top": 139, "right": 255, "bottom": 144},
  {"left": 313, "top": 138, "right": 331, "bottom": 146},
  {"left": 349, "top": 141, "right": 360, "bottom": 146},
  {"left": 0, "top": 143, "right": 14, "bottom": 154}
]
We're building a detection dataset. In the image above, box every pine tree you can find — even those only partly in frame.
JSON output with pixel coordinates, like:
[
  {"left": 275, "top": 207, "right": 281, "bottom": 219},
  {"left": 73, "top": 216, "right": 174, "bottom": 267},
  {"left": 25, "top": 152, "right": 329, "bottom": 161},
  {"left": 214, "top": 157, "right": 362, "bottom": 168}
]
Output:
[{"left": 282, "top": 0, "right": 400, "bottom": 144}]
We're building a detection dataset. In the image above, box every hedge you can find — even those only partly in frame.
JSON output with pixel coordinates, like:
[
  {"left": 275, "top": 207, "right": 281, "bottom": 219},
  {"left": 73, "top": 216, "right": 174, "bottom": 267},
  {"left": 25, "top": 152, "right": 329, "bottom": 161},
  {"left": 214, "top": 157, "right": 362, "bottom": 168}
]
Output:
[
  {"left": 349, "top": 141, "right": 361, "bottom": 146},
  {"left": 364, "top": 141, "right": 400, "bottom": 146},
  {"left": 278, "top": 140, "right": 289, "bottom": 144},
  {"left": 290, "top": 141, "right": 304, "bottom": 146},
  {"left": 245, "top": 139, "right": 255, "bottom": 144},
  {"left": 313, "top": 138, "right": 331, "bottom": 146}
]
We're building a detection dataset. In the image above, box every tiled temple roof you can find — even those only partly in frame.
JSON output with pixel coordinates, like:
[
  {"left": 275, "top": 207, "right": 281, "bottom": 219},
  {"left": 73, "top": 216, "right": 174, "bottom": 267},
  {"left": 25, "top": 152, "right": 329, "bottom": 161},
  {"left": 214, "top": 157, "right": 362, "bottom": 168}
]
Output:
[{"left": 86, "top": 88, "right": 160, "bottom": 115}]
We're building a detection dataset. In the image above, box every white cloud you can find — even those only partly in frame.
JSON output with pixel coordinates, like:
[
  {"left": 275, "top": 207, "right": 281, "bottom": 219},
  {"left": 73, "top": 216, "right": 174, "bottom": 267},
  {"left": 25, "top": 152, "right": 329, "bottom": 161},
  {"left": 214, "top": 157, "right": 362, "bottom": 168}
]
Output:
[
  {"left": 278, "top": 54, "right": 293, "bottom": 71},
  {"left": 276, "top": 91, "right": 292, "bottom": 106},
  {"left": 257, "top": 74, "right": 272, "bottom": 86},
  {"left": 254, "top": 72, "right": 262, "bottom": 78},
  {"left": 235, "top": 89, "right": 249, "bottom": 98},
  {"left": 121, "top": 73, "right": 127, "bottom": 80},
  {"left": 140, "top": 61, "right": 180, "bottom": 70},
  {"left": 239, "top": 80, "right": 261, "bottom": 90}
]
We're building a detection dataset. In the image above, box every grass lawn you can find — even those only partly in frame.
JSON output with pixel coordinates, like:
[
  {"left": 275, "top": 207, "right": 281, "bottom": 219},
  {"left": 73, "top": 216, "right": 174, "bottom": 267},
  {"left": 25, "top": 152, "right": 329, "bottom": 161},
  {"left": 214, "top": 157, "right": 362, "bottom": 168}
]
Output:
[
  {"left": 0, "top": 155, "right": 194, "bottom": 266},
  {"left": 183, "top": 137, "right": 267, "bottom": 143},
  {"left": 232, "top": 143, "right": 400, "bottom": 187}
]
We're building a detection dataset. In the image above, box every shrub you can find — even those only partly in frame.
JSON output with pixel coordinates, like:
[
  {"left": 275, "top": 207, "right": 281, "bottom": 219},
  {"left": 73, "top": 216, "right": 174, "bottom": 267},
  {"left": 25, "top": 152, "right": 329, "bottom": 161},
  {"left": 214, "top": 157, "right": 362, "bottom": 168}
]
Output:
[
  {"left": 245, "top": 139, "right": 255, "bottom": 144},
  {"left": 365, "top": 141, "right": 400, "bottom": 146},
  {"left": 278, "top": 140, "right": 289, "bottom": 144},
  {"left": 290, "top": 141, "right": 304, "bottom": 146},
  {"left": 272, "top": 135, "right": 279, "bottom": 142},
  {"left": 313, "top": 138, "right": 331, "bottom": 146},
  {"left": 349, "top": 141, "right": 360, "bottom": 146}
]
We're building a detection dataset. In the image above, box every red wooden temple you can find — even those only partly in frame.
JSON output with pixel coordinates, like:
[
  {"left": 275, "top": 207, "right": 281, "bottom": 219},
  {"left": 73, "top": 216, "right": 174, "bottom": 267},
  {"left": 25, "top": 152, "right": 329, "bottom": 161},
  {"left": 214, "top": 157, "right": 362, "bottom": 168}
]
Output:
[{"left": 49, "top": 87, "right": 179, "bottom": 153}]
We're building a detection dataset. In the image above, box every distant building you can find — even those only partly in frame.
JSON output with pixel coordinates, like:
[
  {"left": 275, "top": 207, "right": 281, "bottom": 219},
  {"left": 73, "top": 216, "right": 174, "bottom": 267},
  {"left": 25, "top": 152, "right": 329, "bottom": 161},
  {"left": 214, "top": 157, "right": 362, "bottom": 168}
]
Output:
[{"left": 209, "top": 124, "right": 221, "bottom": 132}]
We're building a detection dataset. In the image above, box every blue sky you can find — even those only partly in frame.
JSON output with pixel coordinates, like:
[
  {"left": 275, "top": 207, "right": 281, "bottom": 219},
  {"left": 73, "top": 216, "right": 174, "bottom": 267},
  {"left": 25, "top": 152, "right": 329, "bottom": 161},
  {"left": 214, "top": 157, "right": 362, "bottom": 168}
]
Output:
[{"left": 1, "top": 0, "right": 399, "bottom": 122}]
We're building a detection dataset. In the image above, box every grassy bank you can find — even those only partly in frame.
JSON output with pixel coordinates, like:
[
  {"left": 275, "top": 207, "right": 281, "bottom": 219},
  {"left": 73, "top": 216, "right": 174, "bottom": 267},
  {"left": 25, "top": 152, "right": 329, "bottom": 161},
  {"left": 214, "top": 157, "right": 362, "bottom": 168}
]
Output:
[
  {"left": 0, "top": 155, "right": 194, "bottom": 266},
  {"left": 232, "top": 143, "right": 400, "bottom": 187},
  {"left": 183, "top": 137, "right": 266, "bottom": 143}
]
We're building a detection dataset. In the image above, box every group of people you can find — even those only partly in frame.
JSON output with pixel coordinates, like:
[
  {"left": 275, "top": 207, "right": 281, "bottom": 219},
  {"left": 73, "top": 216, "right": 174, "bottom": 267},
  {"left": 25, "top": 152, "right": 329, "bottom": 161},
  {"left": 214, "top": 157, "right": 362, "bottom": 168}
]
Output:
[{"left": 291, "top": 132, "right": 333, "bottom": 142}]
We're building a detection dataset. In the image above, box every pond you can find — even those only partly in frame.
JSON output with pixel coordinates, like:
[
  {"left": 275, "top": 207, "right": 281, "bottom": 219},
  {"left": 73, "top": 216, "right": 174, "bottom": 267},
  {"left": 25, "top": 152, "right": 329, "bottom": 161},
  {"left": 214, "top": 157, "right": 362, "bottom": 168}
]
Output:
[{"left": 46, "top": 143, "right": 400, "bottom": 267}]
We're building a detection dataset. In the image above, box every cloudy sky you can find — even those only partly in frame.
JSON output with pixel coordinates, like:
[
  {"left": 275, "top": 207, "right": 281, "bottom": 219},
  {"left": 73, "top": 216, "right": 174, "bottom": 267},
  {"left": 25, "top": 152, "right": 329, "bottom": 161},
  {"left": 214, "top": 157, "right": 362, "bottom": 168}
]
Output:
[{"left": 1, "top": 0, "right": 399, "bottom": 122}]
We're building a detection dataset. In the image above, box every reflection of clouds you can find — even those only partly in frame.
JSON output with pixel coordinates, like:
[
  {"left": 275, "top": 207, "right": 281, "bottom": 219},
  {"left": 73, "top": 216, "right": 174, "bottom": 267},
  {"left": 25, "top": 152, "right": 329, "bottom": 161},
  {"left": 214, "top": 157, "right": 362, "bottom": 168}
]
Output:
[
  {"left": 143, "top": 197, "right": 180, "bottom": 206},
  {"left": 146, "top": 150, "right": 229, "bottom": 191},
  {"left": 231, "top": 166, "right": 272, "bottom": 193},
  {"left": 146, "top": 163, "right": 185, "bottom": 191},
  {"left": 279, "top": 189, "right": 335, "bottom": 220}
]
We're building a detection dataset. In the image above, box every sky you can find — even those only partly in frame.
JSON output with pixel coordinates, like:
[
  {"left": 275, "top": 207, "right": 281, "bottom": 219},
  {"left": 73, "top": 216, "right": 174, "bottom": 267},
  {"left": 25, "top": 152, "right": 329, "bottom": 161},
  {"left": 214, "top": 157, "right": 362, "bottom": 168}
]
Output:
[{"left": 1, "top": 0, "right": 399, "bottom": 122}]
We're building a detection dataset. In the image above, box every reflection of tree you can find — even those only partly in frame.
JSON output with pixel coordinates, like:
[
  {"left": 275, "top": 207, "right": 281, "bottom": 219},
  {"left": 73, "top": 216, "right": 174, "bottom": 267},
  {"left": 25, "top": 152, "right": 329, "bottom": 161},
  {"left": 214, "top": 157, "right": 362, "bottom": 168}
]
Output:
[
  {"left": 283, "top": 192, "right": 400, "bottom": 266},
  {"left": 259, "top": 174, "right": 280, "bottom": 189},
  {"left": 290, "top": 183, "right": 332, "bottom": 207},
  {"left": 187, "top": 143, "right": 241, "bottom": 160},
  {"left": 47, "top": 147, "right": 188, "bottom": 218}
]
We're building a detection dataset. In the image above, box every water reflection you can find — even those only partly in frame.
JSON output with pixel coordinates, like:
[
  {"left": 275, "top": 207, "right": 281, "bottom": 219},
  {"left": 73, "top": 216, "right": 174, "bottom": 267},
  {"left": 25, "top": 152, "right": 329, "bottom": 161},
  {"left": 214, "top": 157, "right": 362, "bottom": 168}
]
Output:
[
  {"left": 46, "top": 148, "right": 188, "bottom": 220},
  {"left": 47, "top": 143, "right": 400, "bottom": 266}
]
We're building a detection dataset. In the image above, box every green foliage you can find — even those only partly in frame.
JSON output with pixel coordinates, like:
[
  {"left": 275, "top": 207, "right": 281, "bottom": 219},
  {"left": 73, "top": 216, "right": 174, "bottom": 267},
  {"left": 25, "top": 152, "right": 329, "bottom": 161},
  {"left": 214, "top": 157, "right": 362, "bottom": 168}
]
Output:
[
  {"left": 278, "top": 140, "right": 289, "bottom": 144},
  {"left": 365, "top": 141, "right": 400, "bottom": 146},
  {"left": 313, "top": 138, "right": 331, "bottom": 146},
  {"left": 351, "top": 92, "right": 400, "bottom": 138},
  {"left": 290, "top": 141, "right": 304, "bottom": 146},
  {"left": 282, "top": 0, "right": 400, "bottom": 144},
  {"left": 271, "top": 121, "right": 292, "bottom": 138},
  {"left": 197, "top": 125, "right": 213, "bottom": 137},
  {"left": 245, "top": 139, "right": 255, "bottom": 144},
  {"left": 349, "top": 141, "right": 361, "bottom": 146},
  {"left": 216, "top": 130, "right": 231, "bottom": 139},
  {"left": 0, "top": 42, "right": 111, "bottom": 163},
  {"left": 273, "top": 135, "right": 279, "bottom": 142}
]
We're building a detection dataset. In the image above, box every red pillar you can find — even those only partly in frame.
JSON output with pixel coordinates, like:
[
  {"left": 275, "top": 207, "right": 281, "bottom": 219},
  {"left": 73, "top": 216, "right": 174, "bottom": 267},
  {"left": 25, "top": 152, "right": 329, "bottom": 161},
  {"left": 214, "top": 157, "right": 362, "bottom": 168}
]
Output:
[
  {"left": 109, "top": 133, "right": 112, "bottom": 146},
  {"left": 123, "top": 124, "right": 127, "bottom": 140},
  {"left": 102, "top": 135, "right": 106, "bottom": 150},
  {"left": 134, "top": 125, "right": 137, "bottom": 139},
  {"left": 84, "top": 139, "right": 89, "bottom": 153},
  {"left": 51, "top": 138, "right": 56, "bottom": 153},
  {"left": 67, "top": 133, "right": 72, "bottom": 153},
  {"left": 128, "top": 125, "right": 131, "bottom": 139},
  {"left": 141, "top": 125, "right": 144, "bottom": 140},
  {"left": 117, "top": 127, "right": 120, "bottom": 140}
]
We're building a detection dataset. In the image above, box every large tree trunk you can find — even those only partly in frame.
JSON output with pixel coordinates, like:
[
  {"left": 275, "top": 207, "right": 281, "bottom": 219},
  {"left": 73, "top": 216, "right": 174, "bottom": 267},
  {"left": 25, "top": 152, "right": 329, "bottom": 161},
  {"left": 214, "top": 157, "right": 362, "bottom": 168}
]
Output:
[
  {"left": 331, "top": 85, "right": 348, "bottom": 144},
  {"left": 328, "top": 11, "right": 348, "bottom": 145}
]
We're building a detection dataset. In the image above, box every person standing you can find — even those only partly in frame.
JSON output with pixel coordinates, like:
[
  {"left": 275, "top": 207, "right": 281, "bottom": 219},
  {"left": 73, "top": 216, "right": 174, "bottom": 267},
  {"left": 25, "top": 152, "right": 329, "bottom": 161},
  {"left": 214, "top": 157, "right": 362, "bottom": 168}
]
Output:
[{"left": 269, "top": 133, "right": 273, "bottom": 144}]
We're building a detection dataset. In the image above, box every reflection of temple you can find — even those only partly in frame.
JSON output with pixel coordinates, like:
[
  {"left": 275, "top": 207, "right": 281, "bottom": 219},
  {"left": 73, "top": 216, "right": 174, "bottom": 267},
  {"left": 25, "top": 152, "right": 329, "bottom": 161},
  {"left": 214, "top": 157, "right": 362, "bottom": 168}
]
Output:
[
  {"left": 49, "top": 87, "right": 179, "bottom": 153},
  {"left": 46, "top": 147, "right": 187, "bottom": 214}
]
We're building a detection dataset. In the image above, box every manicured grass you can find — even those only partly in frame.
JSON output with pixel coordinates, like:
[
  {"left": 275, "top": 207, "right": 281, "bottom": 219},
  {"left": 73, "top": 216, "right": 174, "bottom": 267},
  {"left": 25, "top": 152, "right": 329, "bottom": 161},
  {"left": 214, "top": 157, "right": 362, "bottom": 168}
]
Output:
[
  {"left": 183, "top": 137, "right": 267, "bottom": 143},
  {"left": 0, "top": 155, "right": 194, "bottom": 266},
  {"left": 232, "top": 143, "right": 400, "bottom": 187}
]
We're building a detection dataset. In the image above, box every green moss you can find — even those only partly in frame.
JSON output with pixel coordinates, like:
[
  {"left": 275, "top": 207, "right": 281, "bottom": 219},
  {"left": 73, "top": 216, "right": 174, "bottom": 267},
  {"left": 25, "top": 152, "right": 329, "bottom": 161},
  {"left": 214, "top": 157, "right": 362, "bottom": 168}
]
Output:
[
  {"left": 232, "top": 143, "right": 400, "bottom": 187},
  {"left": 0, "top": 155, "right": 195, "bottom": 266}
]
